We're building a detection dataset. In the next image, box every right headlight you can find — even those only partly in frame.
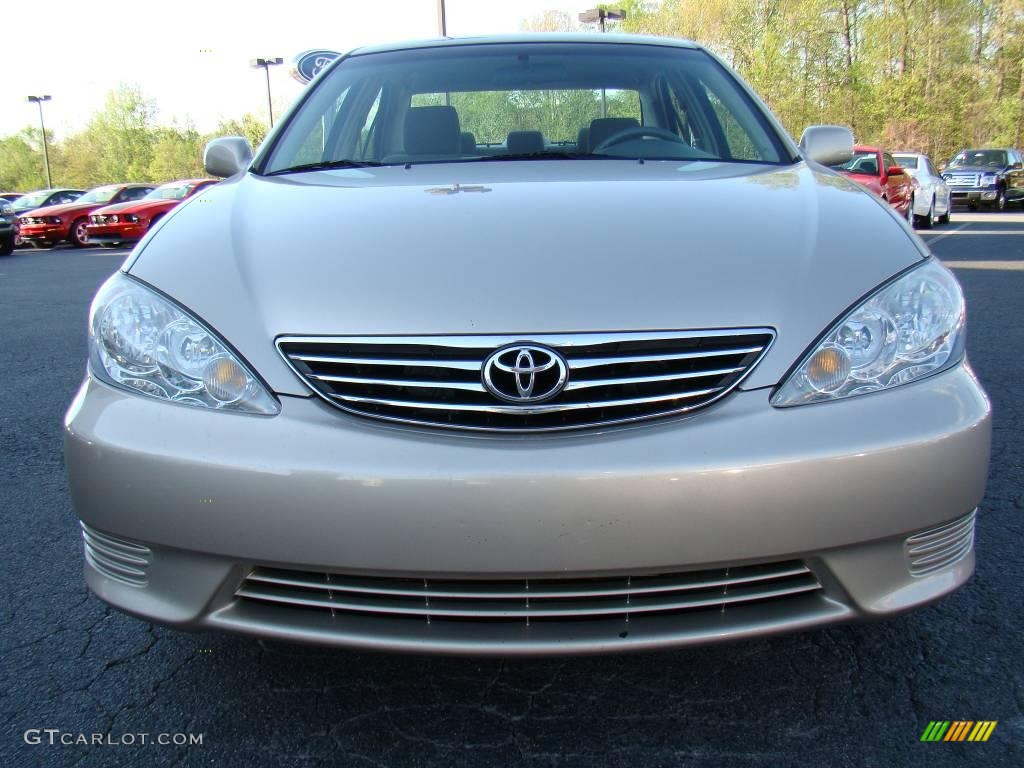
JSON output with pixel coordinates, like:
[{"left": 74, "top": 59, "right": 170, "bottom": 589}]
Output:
[
  {"left": 772, "top": 259, "right": 965, "bottom": 407},
  {"left": 88, "top": 272, "right": 279, "bottom": 415}
]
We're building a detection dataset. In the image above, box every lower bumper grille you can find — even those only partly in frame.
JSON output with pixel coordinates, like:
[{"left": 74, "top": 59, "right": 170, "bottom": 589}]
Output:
[
  {"left": 81, "top": 522, "right": 151, "bottom": 586},
  {"left": 236, "top": 560, "right": 822, "bottom": 624},
  {"left": 905, "top": 509, "right": 976, "bottom": 577}
]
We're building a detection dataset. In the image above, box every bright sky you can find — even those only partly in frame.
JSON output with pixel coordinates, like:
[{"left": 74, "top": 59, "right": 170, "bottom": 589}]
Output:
[{"left": 1, "top": 0, "right": 587, "bottom": 140}]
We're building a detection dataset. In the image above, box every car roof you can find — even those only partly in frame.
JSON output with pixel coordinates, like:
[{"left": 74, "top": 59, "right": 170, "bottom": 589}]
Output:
[{"left": 348, "top": 32, "right": 701, "bottom": 57}]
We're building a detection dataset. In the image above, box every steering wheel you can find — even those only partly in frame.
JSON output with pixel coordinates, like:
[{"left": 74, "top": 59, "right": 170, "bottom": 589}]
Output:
[{"left": 592, "top": 126, "right": 686, "bottom": 152}]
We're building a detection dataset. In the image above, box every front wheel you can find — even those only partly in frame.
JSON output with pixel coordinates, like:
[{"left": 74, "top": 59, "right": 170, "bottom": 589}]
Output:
[
  {"left": 69, "top": 218, "right": 89, "bottom": 248},
  {"left": 916, "top": 196, "right": 935, "bottom": 229},
  {"left": 995, "top": 188, "right": 1007, "bottom": 211},
  {"left": 905, "top": 194, "right": 914, "bottom": 224},
  {"left": 0, "top": 235, "right": 13, "bottom": 256}
]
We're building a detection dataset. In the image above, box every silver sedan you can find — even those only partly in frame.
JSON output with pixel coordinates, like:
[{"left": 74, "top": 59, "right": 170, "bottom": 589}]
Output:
[
  {"left": 894, "top": 151, "right": 952, "bottom": 228},
  {"left": 65, "top": 34, "right": 990, "bottom": 655}
]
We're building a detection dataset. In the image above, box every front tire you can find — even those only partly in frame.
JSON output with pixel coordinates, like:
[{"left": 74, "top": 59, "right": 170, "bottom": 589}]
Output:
[
  {"left": 995, "top": 188, "right": 1007, "bottom": 211},
  {"left": 0, "top": 235, "right": 13, "bottom": 256},
  {"left": 69, "top": 218, "right": 89, "bottom": 248},
  {"left": 915, "top": 196, "right": 936, "bottom": 229}
]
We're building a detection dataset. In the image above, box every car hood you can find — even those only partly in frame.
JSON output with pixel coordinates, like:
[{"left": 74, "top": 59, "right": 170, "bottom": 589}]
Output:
[
  {"left": 944, "top": 165, "right": 1005, "bottom": 175},
  {"left": 94, "top": 199, "right": 175, "bottom": 216},
  {"left": 26, "top": 200, "right": 104, "bottom": 218},
  {"left": 128, "top": 160, "right": 927, "bottom": 396}
]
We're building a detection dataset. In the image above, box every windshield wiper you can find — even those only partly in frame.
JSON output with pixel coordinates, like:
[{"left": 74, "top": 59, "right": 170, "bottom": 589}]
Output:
[{"left": 264, "top": 159, "right": 387, "bottom": 176}]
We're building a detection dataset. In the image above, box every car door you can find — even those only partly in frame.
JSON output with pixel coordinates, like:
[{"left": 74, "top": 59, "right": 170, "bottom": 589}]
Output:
[
  {"left": 1007, "top": 150, "right": 1024, "bottom": 201},
  {"left": 883, "top": 152, "right": 910, "bottom": 210},
  {"left": 925, "top": 156, "right": 950, "bottom": 212}
]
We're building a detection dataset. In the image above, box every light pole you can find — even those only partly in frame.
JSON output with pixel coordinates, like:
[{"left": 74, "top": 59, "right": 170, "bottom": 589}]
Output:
[
  {"left": 437, "top": 0, "right": 447, "bottom": 36},
  {"left": 250, "top": 57, "right": 284, "bottom": 128},
  {"left": 578, "top": 7, "right": 625, "bottom": 33},
  {"left": 26, "top": 95, "right": 52, "bottom": 188}
]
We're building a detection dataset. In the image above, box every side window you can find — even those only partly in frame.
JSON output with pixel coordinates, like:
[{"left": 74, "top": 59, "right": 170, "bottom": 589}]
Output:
[
  {"left": 290, "top": 86, "right": 352, "bottom": 165},
  {"left": 883, "top": 153, "right": 896, "bottom": 172},
  {"left": 926, "top": 158, "right": 938, "bottom": 176}
]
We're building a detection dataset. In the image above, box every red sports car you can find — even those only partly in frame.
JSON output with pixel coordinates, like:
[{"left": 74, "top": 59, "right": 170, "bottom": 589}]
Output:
[
  {"left": 85, "top": 179, "right": 218, "bottom": 247},
  {"left": 17, "top": 183, "right": 156, "bottom": 247},
  {"left": 828, "top": 145, "right": 914, "bottom": 220}
]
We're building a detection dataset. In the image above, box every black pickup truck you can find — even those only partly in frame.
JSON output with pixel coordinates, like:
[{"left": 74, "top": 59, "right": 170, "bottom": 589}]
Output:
[{"left": 941, "top": 148, "right": 1024, "bottom": 210}]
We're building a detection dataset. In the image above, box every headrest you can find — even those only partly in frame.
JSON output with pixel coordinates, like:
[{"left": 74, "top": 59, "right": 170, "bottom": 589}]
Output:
[
  {"left": 507, "top": 131, "right": 545, "bottom": 155},
  {"left": 589, "top": 117, "right": 640, "bottom": 150},
  {"left": 576, "top": 126, "right": 590, "bottom": 153},
  {"left": 460, "top": 131, "right": 477, "bottom": 154},
  {"left": 404, "top": 106, "right": 461, "bottom": 155}
]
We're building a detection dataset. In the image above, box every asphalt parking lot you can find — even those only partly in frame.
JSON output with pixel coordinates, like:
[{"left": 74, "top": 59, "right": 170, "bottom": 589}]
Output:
[{"left": 2, "top": 212, "right": 1022, "bottom": 768}]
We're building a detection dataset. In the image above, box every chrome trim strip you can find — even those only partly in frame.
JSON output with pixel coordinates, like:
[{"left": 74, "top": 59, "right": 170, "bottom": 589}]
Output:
[
  {"left": 330, "top": 387, "right": 724, "bottom": 414},
  {"left": 569, "top": 346, "right": 765, "bottom": 369},
  {"left": 295, "top": 354, "right": 482, "bottom": 371},
  {"left": 564, "top": 366, "right": 745, "bottom": 391},
  {"left": 312, "top": 374, "right": 487, "bottom": 391}
]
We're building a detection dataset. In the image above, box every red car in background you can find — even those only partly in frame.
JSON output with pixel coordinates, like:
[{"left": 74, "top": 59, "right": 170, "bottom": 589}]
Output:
[
  {"left": 85, "top": 179, "right": 218, "bottom": 247},
  {"left": 18, "top": 183, "right": 155, "bottom": 247},
  {"left": 829, "top": 145, "right": 914, "bottom": 220}
]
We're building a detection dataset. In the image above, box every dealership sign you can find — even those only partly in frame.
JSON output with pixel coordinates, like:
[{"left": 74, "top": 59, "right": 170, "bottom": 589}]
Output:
[{"left": 290, "top": 50, "right": 341, "bottom": 84}]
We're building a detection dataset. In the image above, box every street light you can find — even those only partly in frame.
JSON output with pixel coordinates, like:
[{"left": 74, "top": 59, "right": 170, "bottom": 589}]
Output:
[
  {"left": 250, "top": 57, "right": 284, "bottom": 128},
  {"left": 437, "top": 0, "right": 447, "bottom": 36},
  {"left": 26, "top": 95, "right": 52, "bottom": 188},
  {"left": 578, "top": 7, "right": 626, "bottom": 33}
]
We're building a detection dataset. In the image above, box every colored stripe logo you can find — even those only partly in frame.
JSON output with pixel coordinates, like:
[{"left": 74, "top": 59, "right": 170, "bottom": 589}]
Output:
[{"left": 920, "top": 721, "right": 997, "bottom": 742}]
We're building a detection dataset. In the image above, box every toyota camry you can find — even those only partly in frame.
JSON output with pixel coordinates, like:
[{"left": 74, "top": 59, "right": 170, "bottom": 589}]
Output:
[{"left": 64, "top": 34, "right": 991, "bottom": 655}]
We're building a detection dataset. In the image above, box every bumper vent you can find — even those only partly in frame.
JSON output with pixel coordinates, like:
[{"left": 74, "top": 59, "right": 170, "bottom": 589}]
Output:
[
  {"left": 81, "top": 522, "right": 151, "bottom": 586},
  {"left": 277, "top": 329, "right": 773, "bottom": 431},
  {"left": 236, "top": 560, "right": 821, "bottom": 624},
  {"left": 905, "top": 510, "right": 977, "bottom": 577}
]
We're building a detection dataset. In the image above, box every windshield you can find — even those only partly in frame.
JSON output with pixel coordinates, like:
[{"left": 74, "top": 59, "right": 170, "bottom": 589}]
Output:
[
  {"left": 13, "top": 190, "right": 51, "bottom": 208},
  {"left": 948, "top": 150, "right": 1007, "bottom": 169},
  {"left": 76, "top": 186, "right": 121, "bottom": 204},
  {"left": 144, "top": 183, "right": 195, "bottom": 201},
  {"left": 893, "top": 155, "right": 919, "bottom": 172},
  {"left": 829, "top": 150, "right": 880, "bottom": 175},
  {"left": 262, "top": 43, "right": 791, "bottom": 173}
]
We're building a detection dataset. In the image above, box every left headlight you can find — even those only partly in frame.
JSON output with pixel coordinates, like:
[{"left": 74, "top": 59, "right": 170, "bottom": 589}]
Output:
[
  {"left": 772, "top": 259, "right": 965, "bottom": 407},
  {"left": 88, "top": 273, "right": 280, "bottom": 415}
]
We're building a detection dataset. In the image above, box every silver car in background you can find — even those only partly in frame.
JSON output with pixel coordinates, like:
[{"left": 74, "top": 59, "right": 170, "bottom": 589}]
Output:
[
  {"left": 893, "top": 151, "right": 952, "bottom": 228},
  {"left": 65, "top": 34, "right": 990, "bottom": 655}
]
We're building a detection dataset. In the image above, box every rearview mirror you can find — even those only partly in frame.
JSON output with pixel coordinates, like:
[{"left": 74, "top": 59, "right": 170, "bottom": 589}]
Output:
[
  {"left": 799, "top": 125, "right": 854, "bottom": 166},
  {"left": 204, "top": 137, "right": 254, "bottom": 178}
]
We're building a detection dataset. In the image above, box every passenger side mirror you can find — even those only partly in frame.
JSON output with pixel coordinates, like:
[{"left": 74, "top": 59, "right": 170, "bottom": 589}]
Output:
[
  {"left": 886, "top": 166, "right": 905, "bottom": 177},
  {"left": 799, "top": 125, "right": 854, "bottom": 166},
  {"left": 204, "top": 137, "right": 254, "bottom": 178},
  {"left": 1012, "top": 162, "right": 1023, "bottom": 170}
]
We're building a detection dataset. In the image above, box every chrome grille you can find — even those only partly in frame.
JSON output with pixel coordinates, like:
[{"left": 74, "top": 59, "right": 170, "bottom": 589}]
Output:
[
  {"left": 945, "top": 173, "right": 979, "bottom": 188},
  {"left": 904, "top": 510, "right": 976, "bottom": 577},
  {"left": 277, "top": 329, "right": 774, "bottom": 431},
  {"left": 81, "top": 522, "right": 151, "bottom": 586},
  {"left": 236, "top": 560, "right": 821, "bottom": 623}
]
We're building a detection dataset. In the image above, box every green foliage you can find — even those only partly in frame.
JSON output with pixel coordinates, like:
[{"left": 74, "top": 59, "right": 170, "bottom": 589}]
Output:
[
  {"left": 0, "top": 85, "right": 269, "bottom": 191},
  {"left": 618, "top": 0, "right": 1024, "bottom": 160}
]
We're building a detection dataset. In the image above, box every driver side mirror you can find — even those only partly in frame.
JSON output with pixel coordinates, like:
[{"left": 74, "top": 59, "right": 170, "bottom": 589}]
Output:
[
  {"left": 204, "top": 136, "right": 254, "bottom": 178},
  {"left": 799, "top": 125, "right": 854, "bottom": 166},
  {"left": 886, "top": 166, "right": 906, "bottom": 177}
]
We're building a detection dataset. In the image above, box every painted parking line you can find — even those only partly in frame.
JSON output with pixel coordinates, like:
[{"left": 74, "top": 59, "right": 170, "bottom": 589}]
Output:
[
  {"left": 922, "top": 223, "right": 969, "bottom": 247},
  {"left": 942, "top": 260, "right": 1024, "bottom": 271}
]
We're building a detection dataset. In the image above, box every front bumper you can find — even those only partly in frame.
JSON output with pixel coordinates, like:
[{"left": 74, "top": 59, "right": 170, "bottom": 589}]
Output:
[
  {"left": 18, "top": 224, "right": 68, "bottom": 243},
  {"left": 949, "top": 187, "right": 998, "bottom": 203},
  {"left": 65, "top": 364, "right": 991, "bottom": 655},
  {"left": 85, "top": 223, "right": 145, "bottom": 245}
]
